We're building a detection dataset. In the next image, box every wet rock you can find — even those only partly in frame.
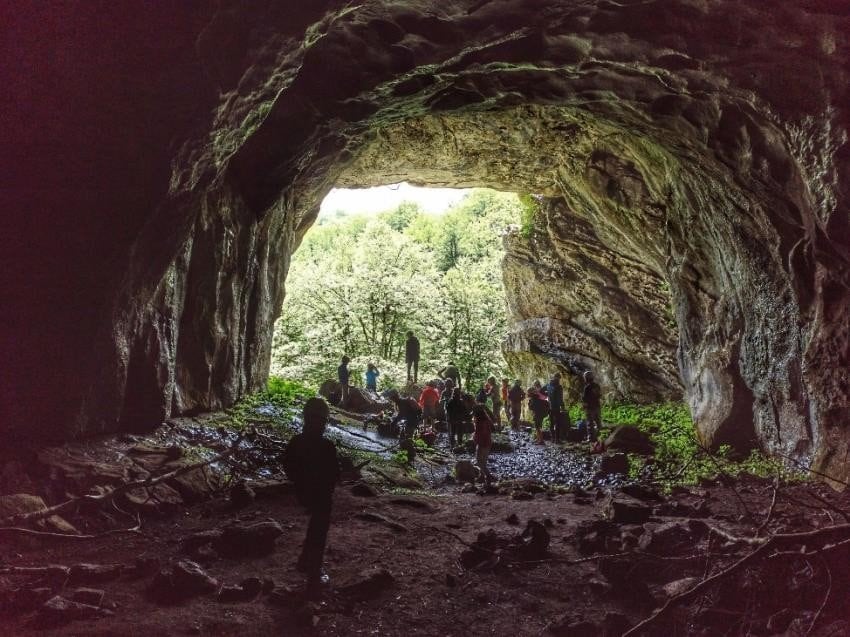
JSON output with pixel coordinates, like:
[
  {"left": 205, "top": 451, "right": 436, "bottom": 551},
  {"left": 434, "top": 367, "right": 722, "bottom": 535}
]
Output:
[
  {"left": 605, "top": 495, "right": 652, "bottom": 524},
  {"left": 229, "top": 480, "right": 255, "bottom": 508},
  {"left": 604, "top": 426, "right": 654, "bottom": 455},
  {"left": 598, "top": 452, "right": 629, "bottom": 475},
  {"left": 213, "top": 520, "right": 284, "bottom": 557},
  {"left": 0, "top": 494, "right": 79, "bottom": 534},
  {"left": 69, "top": 563, "right": 124, "bottom": 584},
  {"left": 350, "top": 482, "right": 378, "bottom": 498},
  {"left": 338, "top": 568, "right": 394, "bottom": 601},
  {"left": 71, "top": 588, "right": 104, "bottom": 607},
  {"left": 455, "top": 460, "right": 477, "bottom": 483},
  {"left": 150, "top": 560, "right": 218, "bottom": 603},
  {"left": 38, "top": 595, "right": 111, "bottom": 624}
]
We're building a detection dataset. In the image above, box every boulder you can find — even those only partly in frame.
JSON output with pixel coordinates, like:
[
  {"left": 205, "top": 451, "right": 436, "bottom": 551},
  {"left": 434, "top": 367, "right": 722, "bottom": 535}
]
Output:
[
  {"left": 605, "top": 495, "right": 652, "bottom": 524},
  {"left": 213, "top": 520, "right": 284, "bottom": 558},
  {"left": 454, "top": 460, "right": 477, "bottom": 483},
  {"left": 598, "top": 452, "right": 629, "bottom": 476},
  {"left": 248, "top": 479, "right": 293, "bottom": 499},
  {"left": 319, "top": 380, "right": 391, "bottom": 413},
  {"left": 604, "top": 426, "right": 655, "bottom": 455}
]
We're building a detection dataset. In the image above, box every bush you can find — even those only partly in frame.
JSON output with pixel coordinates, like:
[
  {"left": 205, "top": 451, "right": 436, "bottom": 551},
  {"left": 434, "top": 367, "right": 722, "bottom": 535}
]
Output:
[{"left": 597, "top": 402, "right": 804, "bottom": 488}]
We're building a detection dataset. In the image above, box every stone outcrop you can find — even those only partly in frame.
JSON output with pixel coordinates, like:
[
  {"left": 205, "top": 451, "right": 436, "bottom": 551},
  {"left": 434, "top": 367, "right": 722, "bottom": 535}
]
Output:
[{"left": 2, "top": 2, "right": 848, "bottom": 480}]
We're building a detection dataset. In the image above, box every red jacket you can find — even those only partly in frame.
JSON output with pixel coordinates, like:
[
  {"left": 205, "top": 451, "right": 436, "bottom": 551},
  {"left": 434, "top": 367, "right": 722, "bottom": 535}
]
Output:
[
  {"left": 419, "top": 386, "right": 440, "bottom": 409},
  {"left": 473, "top": 412, "right": 494, "bottom": 446}
]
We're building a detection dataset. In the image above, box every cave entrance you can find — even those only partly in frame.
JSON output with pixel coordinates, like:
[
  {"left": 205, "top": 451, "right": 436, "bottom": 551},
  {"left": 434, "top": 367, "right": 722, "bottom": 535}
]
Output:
[{"left": 270, "top": 183, "right": 525, "bottom": 393}]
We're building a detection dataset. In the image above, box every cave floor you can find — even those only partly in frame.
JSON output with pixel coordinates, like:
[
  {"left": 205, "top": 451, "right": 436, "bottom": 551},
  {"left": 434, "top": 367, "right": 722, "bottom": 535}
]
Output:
[{"left": 3, "top": 470, "right": 850, "bottom": 635}]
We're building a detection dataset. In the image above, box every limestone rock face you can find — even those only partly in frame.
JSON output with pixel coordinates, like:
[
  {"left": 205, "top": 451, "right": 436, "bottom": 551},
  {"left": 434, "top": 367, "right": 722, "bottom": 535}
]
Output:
[{"left": 3, "top": 2, "right": 849, "bottom": 481}]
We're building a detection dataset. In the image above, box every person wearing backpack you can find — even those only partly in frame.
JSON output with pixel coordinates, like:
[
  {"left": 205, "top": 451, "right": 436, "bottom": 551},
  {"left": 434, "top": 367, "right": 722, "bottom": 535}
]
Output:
[{"left": 507, "top": 380, "right": 526, "bottom": 429}]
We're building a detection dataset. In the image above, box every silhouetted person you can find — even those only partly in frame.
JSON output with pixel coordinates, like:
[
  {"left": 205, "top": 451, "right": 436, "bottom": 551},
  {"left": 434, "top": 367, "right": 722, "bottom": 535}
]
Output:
[
  {"left": 500, "top": 378, "right": 511, "bottom": 422},
  {"left": 528, "top": 380, "right": 549, "bottom": 443},
  {"left": 485, "top": 376, "right": 502, "bottom": 429},
  {"left": 439, "top": 378, "right": 455, "bottom": 421},
  {"left": 439, "top": 361, "right": 461, "bottom": 391},
  {"left": 547, "top": 373, "right": 565, "bottom": 443},
  {"left": 405, "top": 331, "right": 420, "bottom": 384},
  {"left": 365, "top": 363, "right": 380, "bottom": 392},
  {"left": 338, "top": 356, "right": 351, "bottom": 405},
  {"left": 282, "top": 397, "right": 339, "bottom": 596},
  {"left": 508, "top": 380, "right": 525, "bottom": 429},
  {"left": 582, "top": 371, "right": 602, "bottom": 442},
  {"left": 446, "top": 387, "right": 469, "bottom": 447}
]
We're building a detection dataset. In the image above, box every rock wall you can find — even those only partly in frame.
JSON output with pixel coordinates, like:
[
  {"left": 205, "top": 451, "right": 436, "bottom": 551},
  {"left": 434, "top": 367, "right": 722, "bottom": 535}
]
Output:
[{"left": 2, "top": 1, "right": 848, "bottom": 480}]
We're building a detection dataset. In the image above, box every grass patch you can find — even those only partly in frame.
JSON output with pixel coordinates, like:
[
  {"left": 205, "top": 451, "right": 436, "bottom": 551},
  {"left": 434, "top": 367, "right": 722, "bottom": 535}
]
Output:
[{"left": 573, "top": 402, "right": 805, "bottom": 489}]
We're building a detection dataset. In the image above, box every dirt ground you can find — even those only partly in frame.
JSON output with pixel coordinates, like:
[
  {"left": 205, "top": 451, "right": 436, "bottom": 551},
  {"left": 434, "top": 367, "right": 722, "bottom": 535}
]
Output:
[{"left": 3, "top": 470, "right": 850, "bottom": 636}]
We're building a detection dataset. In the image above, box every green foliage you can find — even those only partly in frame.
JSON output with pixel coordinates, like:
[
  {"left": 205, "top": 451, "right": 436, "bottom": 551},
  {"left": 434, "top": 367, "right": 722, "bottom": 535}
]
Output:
[
  {"left": 518, "top": 194, "right": 541, "bottom": 238},
  {"left": 600, "top": 402, "right": 804, "bottom": 488},
  {"left": 392, "top": 450, "right": 412, "bottom": 465},
  {"left": 272, "top": 189, "right": 521, "bottom": 390},
  {"left": 223, "top": 377, "right": 315, "bottom": 430}
]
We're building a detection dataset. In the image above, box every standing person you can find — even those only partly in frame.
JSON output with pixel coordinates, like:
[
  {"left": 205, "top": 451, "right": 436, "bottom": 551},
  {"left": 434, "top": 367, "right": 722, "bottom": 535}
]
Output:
[
  {"left": 528, "top": 381, "right": 549, "bottom": 443},
  {"left": 337, "top": 356, "right": 351, "bottom": 406},
  {"left": 486, "top": 376, "right": 502, "bottom": 430},
  {"left": 582, "top": 371, "right": 602, "bottom": 442},
  {"left": 446, "top": 387, "right": 469, "bottom": 447},
  {"left": 508, "top": 380, "right": 526, "bottom": 430},
  {"left": 365, "top": 363, "right": 380, "bottom": 392},
  {"left": 547, "top": 373, "right": 565, "bottom": 444},
  {"left": 405, "top": 331, "right": 420, "bottom": 384},
  {"left": 472, "top": 404, "right": 495, "bottom": 485},
  {"left": 439, "top": 378, "right": 454, "bottom": 421},
  {"left": 438, "top": 361, "right": 462, "bottom": 391},
  {"left": 282, "top": 397, "right": 339, "bottom": 596},
  {"left": 419, "top": 381, "right": 440, "bottom": 428},
  {"left": 500, "top": 378, "right": 511, "bottom": 423}
]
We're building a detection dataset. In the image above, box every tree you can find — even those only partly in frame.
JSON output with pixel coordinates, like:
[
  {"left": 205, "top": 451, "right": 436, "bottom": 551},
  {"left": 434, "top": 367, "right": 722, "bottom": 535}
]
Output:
[{"left": 272, "top": 189, "right": 522, "bottom": 390}]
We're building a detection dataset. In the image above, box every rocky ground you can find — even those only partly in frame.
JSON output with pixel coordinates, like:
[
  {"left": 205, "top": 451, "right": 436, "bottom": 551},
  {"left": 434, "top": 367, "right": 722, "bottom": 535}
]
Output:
[{"left": 2, "top": 409, "right": 850, "bottom": 636}]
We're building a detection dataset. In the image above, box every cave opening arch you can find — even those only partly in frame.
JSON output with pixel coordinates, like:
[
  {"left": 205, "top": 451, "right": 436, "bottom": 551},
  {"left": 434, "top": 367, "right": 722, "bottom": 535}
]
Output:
[{"left": 8, "top": 1, "right": 847, "bottom": 484}]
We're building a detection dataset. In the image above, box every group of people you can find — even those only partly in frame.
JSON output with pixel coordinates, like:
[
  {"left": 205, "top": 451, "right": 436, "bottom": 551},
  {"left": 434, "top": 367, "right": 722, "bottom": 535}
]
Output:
[{"left": 286, "top": 335, "right": 604, "bottom": 599}]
